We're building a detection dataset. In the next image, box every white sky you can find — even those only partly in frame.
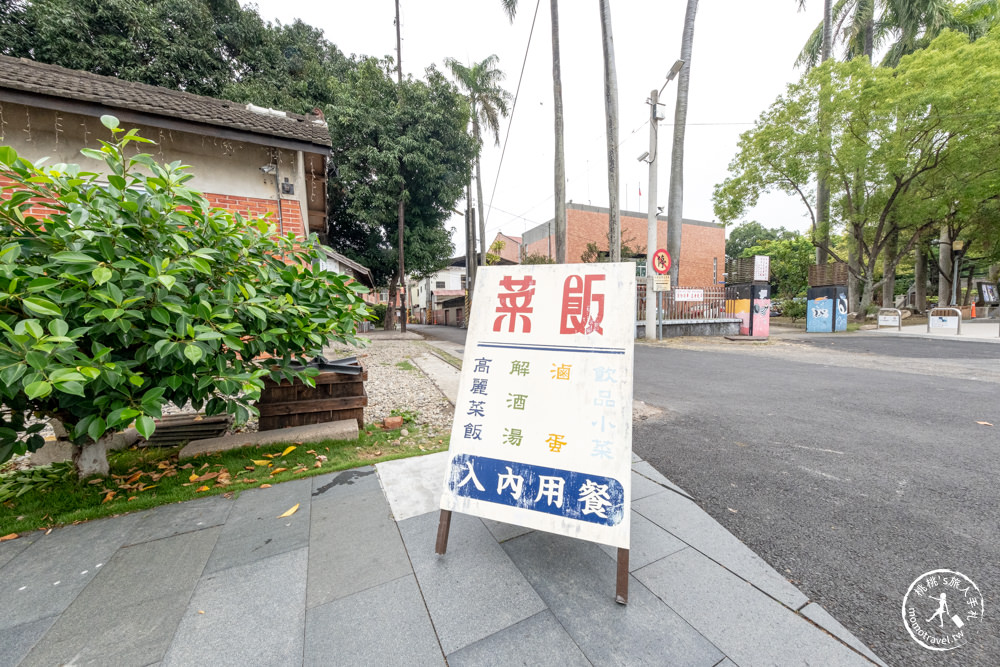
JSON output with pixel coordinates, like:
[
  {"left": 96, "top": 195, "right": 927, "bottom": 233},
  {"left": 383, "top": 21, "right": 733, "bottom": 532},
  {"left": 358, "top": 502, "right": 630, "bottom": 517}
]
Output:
[{"left": 250, "top": 0, "right": 824, "bottom": 252}]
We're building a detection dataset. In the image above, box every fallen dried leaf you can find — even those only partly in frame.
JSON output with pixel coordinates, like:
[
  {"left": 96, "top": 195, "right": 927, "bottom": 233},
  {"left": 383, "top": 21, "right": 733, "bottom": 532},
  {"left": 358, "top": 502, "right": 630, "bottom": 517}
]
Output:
[
  {"left": 260, "top": 483, "right": 272, "bottom": 488},
  {"left": 270, "top": 467, "right": 287, "bottom": 476},
  {"left": 244, "top": 466, "right": 256, "bottom": 471},
  {"left": 88, "top": 479, "right": 103, "bottom": 485},
  {"left": 281, "top": 445, "right": 297, "bottom": 457},
  {"left": 124, "top": 471, "right": 143, "bottom": 484},
  {"left": 313, "top": 462, "right": 322, "bottom": 468},
  {"left": 188, "top": 472, "right": 199, "bottom": 483},
  {"left": 306, "top": 450, "right": 316, "bottom": 455},
  {"left": 727, "top": 508, "right": 738, "bottom": 513},
  {"left": 127, "top": 496, "right": 137, "bottom": 502},
  {"left": 179, "top": 463, "right": 194, "bottom": 469},
  {"left": 198, "top": 610, "right": 205, "bottom": 614},
  {"left": 101, "top": 491, "right": 115, "bottom": 504},
  {"left": 195, "top": 485, "right": 210, "bottom": 492},
  {"left": 0, "top": 533, "right": 18, "bottom": 542},
  {"left": 193, "top": 471, "right": 220, "bottom": 483},
  {"left": 278, "top": 503, "right": 300, "bottom": 518},
  {"left": 251, "top": 459, "right": 271, "bottom": 466},
  {"left": 976, "top": 421, "right": 994, "bottom": 426}
]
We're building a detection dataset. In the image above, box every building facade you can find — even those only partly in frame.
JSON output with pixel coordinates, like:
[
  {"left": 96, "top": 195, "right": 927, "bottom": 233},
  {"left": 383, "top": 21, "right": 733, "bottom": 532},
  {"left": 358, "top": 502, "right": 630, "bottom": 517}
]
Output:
[{"left": 521, "top": 203, "right": 725, "bottom": 286}]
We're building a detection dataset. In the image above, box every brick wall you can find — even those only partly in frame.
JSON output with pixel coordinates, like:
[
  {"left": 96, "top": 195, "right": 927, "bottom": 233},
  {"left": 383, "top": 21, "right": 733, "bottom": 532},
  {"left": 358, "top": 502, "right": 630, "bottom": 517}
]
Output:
[
  {"left": 1, "top": 177, "right": 306, "bottom": 240},
  {"left": 521, "top": 207, "right": 724, "bottom": 286}
]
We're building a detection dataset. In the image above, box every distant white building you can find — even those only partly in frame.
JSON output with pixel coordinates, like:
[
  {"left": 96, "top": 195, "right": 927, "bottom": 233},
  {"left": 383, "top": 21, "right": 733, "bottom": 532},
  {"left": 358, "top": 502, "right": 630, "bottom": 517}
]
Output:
[{"left": 407, "top": 254, "right": 515, "bottom": 326}]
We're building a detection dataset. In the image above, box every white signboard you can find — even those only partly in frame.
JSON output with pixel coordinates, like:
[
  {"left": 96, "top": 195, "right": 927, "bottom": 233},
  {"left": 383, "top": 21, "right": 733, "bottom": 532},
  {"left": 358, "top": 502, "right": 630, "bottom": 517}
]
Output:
[
  {"left": 674, "top": 288, "right": 704, "bottom": 302},
  {"left": 753, "top": 255, "right": 771, "bottom": 282},
  {"left": 878, "top": 315, "right": 900, "bottom": 327},
  {"left": 930, "top": 316, "right": 959, "bottom": 329},
  {"left": 652, "top": 275, "right": 671, "bottom": 292},
  {"left": 440, "top": 263, "right": 635, "bottom": 549}
]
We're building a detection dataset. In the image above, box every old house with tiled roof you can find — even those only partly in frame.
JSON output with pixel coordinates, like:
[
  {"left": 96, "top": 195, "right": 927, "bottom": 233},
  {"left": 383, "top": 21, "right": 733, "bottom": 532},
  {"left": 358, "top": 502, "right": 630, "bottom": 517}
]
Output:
[{"left": 0, "top": 55, "right": 346, "bottom": 264}]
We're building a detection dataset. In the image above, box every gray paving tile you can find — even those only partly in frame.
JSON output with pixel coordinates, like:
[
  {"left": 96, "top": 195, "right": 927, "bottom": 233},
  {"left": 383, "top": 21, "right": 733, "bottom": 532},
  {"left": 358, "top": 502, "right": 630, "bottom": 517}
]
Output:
[
  {"left": 598, "top": 510, "right": 687, "bottom": 571},
  {"left": 0, "top": 616, "right": 56, "bottom": 666},
  {"left": 801, "top": 602, "right": 887, "bottom": 666},
  {"left": 303, "top": 575, "right": 442, "bottom": 666},
  {"left": 0, "top": 531, "right": 40, "bottom": 571},
  {"left": 21, "top": 527, "right": 220, "bottom": 667},
  {"left": 310, "top": 465, "right": 378, "bottom": 503},
  {"left": 124, "top": 494, "right": 233, "bottom": 546},
  {"left": 632, "top": 451, "right": 642, "bottom": 463},
  {"left": 633, "top": 491, "right": 808, "bottom": 609},
  {"left": 503, "top": 531, "right": 724, "bottom": 666},
  {"left": 635, "top": 547, "right": 870, "bottom": 667},
  {"left": 481, "top": 517, "right": 533, "bottom": 543},
  {"left": 632, "top": 460, "right": 692, "bottom": 498},
  {"left": 0, "top": 513, "right": 141, "bottom": 631},
  {"left": 306, "top": 486, "right": 411, "bottom": 608},
  {"left": 399, "top": 511, "right": 545, "bottom": 655},
  {"left": 163, "top": 548, "right": 307, "bottom": 667},
  {"left": 630, "top": 469, "right": 668, "bottom": 501},
  {"left": 447, "top": 610, "right": 590, "bottom": 667},
  {"left": 203, "top": 477, "right": 312, "bottom": 574}
]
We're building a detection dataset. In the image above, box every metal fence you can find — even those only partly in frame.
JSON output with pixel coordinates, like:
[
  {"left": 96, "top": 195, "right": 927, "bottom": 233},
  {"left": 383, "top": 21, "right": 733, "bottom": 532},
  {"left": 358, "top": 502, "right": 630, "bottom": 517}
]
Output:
[{"left": 635, "top": 285, "right": 730, "bottom": 322}]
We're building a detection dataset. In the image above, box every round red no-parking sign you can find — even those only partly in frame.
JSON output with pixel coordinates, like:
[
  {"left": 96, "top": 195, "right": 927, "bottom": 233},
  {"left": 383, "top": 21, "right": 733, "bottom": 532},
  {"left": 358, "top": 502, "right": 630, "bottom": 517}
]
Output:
[{"left": 652, "top": 249, "right": 671, "bottom": 275}]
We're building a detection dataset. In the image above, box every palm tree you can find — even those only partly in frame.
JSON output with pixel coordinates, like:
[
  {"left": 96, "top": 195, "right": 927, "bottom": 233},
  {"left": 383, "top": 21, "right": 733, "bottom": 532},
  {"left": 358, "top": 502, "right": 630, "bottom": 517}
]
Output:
[
  {"left": 598, "top": 0, "right": 621, "bottom": 262},
  {"left": 796, "top": 0, "right": 998, "bottom": 67},
  {"left": 502, "top": 0, "right": 566, "bottom": 263},
  {"left": 666, "top": 0, "right": 700, "bottom": 289},
  {"left": 445, "top": 55, "right": 511, "bottom": 273}
]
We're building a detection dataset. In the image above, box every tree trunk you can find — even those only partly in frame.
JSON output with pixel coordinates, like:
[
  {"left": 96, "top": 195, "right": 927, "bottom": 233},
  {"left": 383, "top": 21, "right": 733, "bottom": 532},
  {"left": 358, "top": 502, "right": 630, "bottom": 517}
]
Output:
[
  {"left": 598, "top": 0, "right": 621, "bottom": 262},
  {"left": 668, "top": 0, "right": 699, "bottom": 289},
  {"left": 385, "top": 276, "right": 398, "bottom": 330},
  {"left": 72, "top": 428, "right": 140, "bottom": 477},
  {"left": 473, "top": 114, "right": 487, "bottom": 270},
  {"left": 881, "top": 228, "right": 897, "bottom": 307},
  {"left": 815, "top": 0, "right": 834, "bottom": 264},
  {"left": 848, "top": 224, "right": 861, "bottom": 314},
  {"left": 989, "top": 263, "right": 999, "bottom": 284},
  {"left": 938, "top": 226, "right": 953, "bottom": 305},
  {"left": 551, "top": 0, "right": 567, "bottom": 263},
  {"left": 914, "top": 231, "right": 927, "bottom": 313},
  {"left": 858, "top": 277, "right": 875, "bottom": 319},
  {"left": 465, "top": 183, "right": 475, "bottom": 322}
]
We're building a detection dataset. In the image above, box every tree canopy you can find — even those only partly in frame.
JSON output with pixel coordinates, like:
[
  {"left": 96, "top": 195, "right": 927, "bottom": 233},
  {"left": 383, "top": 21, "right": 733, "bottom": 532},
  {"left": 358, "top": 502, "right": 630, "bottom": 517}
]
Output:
[
  {"left": 715, "top": 30, "right": 1000, "bottom": 313},
  {"left": 326, "top": 59, "right": 475, "bottom": 288},
  {"left": 726, "top": 221, "right": 794, "bottom": 260}
]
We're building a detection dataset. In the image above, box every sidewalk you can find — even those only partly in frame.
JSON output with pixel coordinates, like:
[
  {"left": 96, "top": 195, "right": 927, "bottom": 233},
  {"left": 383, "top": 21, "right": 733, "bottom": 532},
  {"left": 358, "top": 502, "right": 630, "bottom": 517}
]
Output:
[
  {"left": 0, "top": 451, "right": 883, "bottom": 666},
  {"left": 866, "top": 319, "right": 1000, "bottom": 343}
]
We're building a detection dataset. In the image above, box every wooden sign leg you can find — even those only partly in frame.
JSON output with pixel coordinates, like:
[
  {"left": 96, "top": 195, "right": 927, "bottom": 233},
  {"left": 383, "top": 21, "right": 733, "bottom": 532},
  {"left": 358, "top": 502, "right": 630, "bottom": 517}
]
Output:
[
  {"left": 434, "top": 509, "right": 453, "bottom": 555},
  {"left": 616, "top": 548, "right": 630, "bottom": 604}
]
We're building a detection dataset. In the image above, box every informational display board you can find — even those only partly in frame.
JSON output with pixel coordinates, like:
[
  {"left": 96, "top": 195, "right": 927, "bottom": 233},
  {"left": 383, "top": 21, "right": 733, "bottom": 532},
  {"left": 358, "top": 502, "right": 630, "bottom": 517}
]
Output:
[
  {"left": 979, "top": 283, "right": 998, "bottom": 304},
  {"left": 878, "top": 315, "right": 900, "bottom": 327},
  {"left": 674, "top": 288, "right": 704, "bottom": 302},
  {"left": 753, "top": 255, "right": 771, "bottom": 282},
  {"left": 930, "top": 315, "right": 959, "bottom": 329},
  {"left": 652, "top": 275, "right": 671, "bottom": 292},
  {"left": 440, "top": 263, "right": 635, "bottom": 549}
]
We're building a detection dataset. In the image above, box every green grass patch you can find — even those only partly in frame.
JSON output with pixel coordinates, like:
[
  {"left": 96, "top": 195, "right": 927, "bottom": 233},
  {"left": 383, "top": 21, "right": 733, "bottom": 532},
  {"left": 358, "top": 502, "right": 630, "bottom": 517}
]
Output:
[
  {"left": 0, "top": 425, "right": 448, "bottom": 536},
  {"left": 422, "top": 342, "right": 462, "bottom": 369},
  {"left": 395, "top": 359, "right": 417, "bottom": 371}
]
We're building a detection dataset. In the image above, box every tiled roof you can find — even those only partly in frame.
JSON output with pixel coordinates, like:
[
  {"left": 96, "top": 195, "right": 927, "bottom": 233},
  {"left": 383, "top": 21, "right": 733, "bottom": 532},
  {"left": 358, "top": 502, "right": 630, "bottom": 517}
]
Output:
[{"left": 0, "top": 55, "right": 331, "bottom": 148}]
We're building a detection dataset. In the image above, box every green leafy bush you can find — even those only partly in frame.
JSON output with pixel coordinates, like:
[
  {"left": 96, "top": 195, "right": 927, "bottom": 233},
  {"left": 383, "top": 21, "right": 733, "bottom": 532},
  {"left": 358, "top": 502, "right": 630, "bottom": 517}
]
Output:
[
  {"left": 783, "top": 299, "right": 807, "bottom": 322},
  {"left": 371, "top": 303, "right": 388, "bottom": 327},
  {"left": 0, "top": 117, "right": 369, "bottom": 473}
]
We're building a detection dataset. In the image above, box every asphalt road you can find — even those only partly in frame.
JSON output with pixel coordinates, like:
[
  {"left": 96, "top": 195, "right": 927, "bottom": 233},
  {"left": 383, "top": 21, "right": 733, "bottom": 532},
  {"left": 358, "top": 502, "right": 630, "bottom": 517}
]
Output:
[{"left": 414, "top": 324, "right": 999, "bottom": 665}]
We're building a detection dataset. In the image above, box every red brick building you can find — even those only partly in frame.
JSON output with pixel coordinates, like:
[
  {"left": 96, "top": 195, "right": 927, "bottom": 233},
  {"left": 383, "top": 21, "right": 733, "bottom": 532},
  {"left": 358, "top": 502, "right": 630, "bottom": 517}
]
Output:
[
  {"left": 0, "top": 56, "right": 329, "bottom": 245},
  {"left": 521, "top": 203, "right": 725, "bottom": 285}
]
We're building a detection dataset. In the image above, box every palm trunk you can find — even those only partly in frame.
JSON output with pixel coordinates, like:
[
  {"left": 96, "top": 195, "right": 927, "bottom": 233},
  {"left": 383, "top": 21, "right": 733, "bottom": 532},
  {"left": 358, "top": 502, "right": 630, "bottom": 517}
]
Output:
[
  {"left": 938, "top": 226, "right": 953, "bottom": 305},
  {"left": 474, "top": 120, "right": 488, "bottom": 270},
  {"left": 598, "top": 0, "right": 620, "bottom": 262},
  {"left": 815, "top": 0, "right": 833, "bottom": 265},
  {"left": 667, "top": 0, "right": 699, "bottom": 288},
  {"left": 551, "top": 0, "right": 567, "bottom": 263}
]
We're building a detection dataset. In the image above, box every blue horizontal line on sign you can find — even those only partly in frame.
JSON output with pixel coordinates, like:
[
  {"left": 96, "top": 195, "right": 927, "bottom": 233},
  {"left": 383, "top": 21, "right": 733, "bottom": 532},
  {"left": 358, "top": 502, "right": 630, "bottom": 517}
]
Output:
[{"left": 478, "top": 342, "right": 625, "bottom": 355}]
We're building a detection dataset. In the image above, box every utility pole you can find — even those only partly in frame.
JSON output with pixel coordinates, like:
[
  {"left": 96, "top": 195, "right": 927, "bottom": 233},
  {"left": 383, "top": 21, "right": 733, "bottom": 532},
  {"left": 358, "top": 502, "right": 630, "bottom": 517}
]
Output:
[
  {"left": 395, "top": 0, "right": 407, "bottom": 333},
  {"left": 644, "top": 88, "right": 659, "bottom": 340},
  {"left": 643, "top": 62, "right": 682, "bottom": 341}
]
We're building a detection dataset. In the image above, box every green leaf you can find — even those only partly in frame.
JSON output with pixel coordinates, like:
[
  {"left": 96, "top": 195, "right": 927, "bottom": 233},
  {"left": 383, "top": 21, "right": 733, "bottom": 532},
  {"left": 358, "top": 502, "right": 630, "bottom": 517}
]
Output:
[
  {"left": 47, "top": 319, "right": 69, "bottom": 337},
  {"left": 88, "top": 417, "right": 107, "bottom": 441},
  {"left": 135, "top": 415, "right": 155, "bottom": 439},
  {"left": 0, "top": 145, "right": 17, "bottom": 165},
  {"left": 22, "top": 297, "right": 62, "bottom": 317},
  {"left": 157, "top": 274, "right": 177, "bottom": 290},
  {"left": 92, "top": 266, "right": 113, "bottom": 285},
  {"left": 52, "top": 251, "right": 97, "bottom": 264},
  {"left": 100, "top": 115, "right": 120, "bottom": 131},
  {"left": 23, "top": 320, "right": 44, "bottom": 339},
  {"left": 189, "top": 257, "right": 212, "bottom": 274},
  {"left": 150, "top": 307, "right": 170, "bottom": 325},
  {"left": 25, "top": 380, "right": 52, "bottom": 399},
  {"left": 184, "top": 344, "right": 203, "bottom": 364},
  {"left": 56, "top": 381, "right": 86, "bottom": 397}
]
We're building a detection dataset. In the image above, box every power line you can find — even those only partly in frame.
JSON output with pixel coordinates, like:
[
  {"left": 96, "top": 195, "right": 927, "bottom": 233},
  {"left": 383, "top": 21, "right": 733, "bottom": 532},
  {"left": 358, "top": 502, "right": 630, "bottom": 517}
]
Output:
[{"left": 484, "top": 0, "right": 541, "bottom": 227}]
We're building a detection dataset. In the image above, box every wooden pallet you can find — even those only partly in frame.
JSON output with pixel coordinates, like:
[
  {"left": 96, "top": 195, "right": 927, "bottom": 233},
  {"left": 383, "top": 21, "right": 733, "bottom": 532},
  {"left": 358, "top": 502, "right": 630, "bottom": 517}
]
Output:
[
  {"left": 258, "top": 365, "right": 368, "bottom": 431},
  {"left": 145, "top": 413, "right": 233, "bottom": 446}
]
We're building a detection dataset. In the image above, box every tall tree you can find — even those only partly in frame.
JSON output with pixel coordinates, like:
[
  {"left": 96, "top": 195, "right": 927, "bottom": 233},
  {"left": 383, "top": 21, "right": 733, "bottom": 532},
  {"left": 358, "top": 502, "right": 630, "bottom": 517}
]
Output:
[
  {"left": 598, "top": 0, "right": 621, "bottom": 262},
  {"left": 326, "top": 59, "right": 476, "bottom": 327},
  {"left": 667, "top": 0, "right": 699, "bottom": 289},
  {"left": 445, "top": 55, "right": 512, "bottom": 276},
  {"left": 715, "top": 31, "right": 1000, "bottom": 316},
  {"left": 502, "top": 0, "right": 567, "bottom": 263}
]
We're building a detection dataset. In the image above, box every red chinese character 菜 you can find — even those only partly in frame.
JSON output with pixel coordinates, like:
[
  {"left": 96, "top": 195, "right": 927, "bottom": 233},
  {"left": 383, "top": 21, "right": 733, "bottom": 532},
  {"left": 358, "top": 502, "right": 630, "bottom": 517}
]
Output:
[
  {"left": 560, "top": 274, "right": 605, "bottom": 335},
  {"left": 494, "top": 275, "right": 536, "bottom": 333}
]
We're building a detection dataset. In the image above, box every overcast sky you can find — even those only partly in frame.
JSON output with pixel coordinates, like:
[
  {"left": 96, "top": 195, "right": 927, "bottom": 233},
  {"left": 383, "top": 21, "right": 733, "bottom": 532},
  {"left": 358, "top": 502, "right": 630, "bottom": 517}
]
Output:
[{"left": 251, "top": 0, "right": 824, "bottom": 252}]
